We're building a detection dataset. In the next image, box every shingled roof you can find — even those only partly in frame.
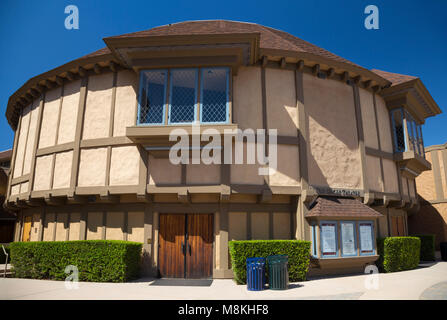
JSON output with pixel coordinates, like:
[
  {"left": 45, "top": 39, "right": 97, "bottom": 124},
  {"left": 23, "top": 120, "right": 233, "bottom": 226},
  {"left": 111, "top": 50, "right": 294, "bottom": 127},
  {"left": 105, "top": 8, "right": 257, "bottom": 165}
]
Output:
[
  {"left": 371, "top": 69, "right": 418, "bottom": 86},
  {"left": 306, "top": 196, "right": 383, "bottom": 218}
]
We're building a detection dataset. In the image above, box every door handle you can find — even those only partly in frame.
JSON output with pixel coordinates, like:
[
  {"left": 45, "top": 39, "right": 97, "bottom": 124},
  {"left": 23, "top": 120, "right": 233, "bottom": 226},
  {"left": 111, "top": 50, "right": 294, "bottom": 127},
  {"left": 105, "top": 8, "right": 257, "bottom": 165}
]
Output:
[{"left": 181, "top": 242, "right": 186, "bottom": 255}]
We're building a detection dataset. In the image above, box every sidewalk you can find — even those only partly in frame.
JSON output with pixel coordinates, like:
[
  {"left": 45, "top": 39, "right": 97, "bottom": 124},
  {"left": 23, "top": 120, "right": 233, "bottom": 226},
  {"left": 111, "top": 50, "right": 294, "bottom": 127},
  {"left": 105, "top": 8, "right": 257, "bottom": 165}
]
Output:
[{"left": 1, "top": 262, "right": 446, "bottom": 300}]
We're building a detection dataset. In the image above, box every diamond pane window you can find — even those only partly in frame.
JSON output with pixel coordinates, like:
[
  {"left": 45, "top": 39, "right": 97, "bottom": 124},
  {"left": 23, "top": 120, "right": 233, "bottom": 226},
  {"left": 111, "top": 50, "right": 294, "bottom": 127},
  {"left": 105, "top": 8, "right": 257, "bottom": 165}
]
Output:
[
  {"left": 390, "top": 107, "right": 424, "bottom": 155},
  {"left": 391, "top": 109, "right": 405, "bottom": 152},
  {"left": 169, "top": 69, "right": 198, "bottom": 124},
  {"left": 200, "top": 68, "right": 229, "bottom": 123},
  {"left": 138, "top": 70, "right": 167, "bottom": 125}
]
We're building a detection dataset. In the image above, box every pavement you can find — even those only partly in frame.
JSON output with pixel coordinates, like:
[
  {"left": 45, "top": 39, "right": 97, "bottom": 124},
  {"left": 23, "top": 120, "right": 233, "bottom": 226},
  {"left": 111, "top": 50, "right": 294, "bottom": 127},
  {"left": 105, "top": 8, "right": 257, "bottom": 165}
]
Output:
[{"left": 1, "top": 262, "right": 447, "bottom": 300}]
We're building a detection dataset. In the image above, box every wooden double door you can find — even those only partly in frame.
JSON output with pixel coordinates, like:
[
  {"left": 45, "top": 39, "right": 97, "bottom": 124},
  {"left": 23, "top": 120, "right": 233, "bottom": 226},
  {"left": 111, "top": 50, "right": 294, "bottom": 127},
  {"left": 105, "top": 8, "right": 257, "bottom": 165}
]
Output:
[{"left": 158, "top": 214, "right": 213, "bottom": 279}]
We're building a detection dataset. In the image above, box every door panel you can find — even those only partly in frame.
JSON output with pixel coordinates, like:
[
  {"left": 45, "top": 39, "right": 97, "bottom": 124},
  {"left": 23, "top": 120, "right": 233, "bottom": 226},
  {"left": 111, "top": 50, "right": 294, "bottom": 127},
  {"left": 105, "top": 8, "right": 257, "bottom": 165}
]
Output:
[
  {"left": 186, "top": 214, "right": 213, "bottom": 279},
  {"left": 158, "top": 214, "right": 185, "bottom": 278},
  {"left": 22, "top": 216, "right": 32, "bottom": 242}
]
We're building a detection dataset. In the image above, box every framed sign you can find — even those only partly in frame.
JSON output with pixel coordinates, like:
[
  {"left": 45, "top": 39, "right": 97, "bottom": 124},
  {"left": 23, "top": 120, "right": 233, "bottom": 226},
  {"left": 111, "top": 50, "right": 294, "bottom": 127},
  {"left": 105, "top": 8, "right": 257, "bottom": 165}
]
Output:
[
  {"left": 340, "top": 221, "right": 357, "bottom": 257},
  {"left": 320, "top": 221, "right": 338, "bottom": 257},
  {"left": 359, "top": 221, "right": 375, "bottom": 255}
]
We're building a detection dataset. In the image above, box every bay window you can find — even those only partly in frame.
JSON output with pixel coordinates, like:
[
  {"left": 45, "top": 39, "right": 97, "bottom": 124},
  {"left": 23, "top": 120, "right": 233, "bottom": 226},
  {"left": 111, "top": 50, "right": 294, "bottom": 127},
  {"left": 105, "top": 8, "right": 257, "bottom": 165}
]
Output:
[
  {"left": 138, "top": 67, "right": 230, "bottom": 126},
  {"left": 390, "top": 108, "right": 425, "bottom": 157}
]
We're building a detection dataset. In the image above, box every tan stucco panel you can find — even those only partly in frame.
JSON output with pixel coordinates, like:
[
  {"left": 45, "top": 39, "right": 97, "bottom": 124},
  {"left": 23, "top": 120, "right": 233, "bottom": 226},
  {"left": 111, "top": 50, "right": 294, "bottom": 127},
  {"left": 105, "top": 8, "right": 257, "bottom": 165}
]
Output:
[
  {"left": 416, "top": 151, "right": 435, "bottom": 200},
  {"left": 106, "top": 212, "right": 124, "bottom": 240},
  {"left": 34, "top": 154, "right": 54, "bottom": 191},
  {"left": 359, "top": 88, "right": 379, "bottom": 149},
  {"left": 82, "top": 73, "right": 113, "bottom": 140},
  {"left": 266, "top": 68, "right": 297, "bottom": 136},
  {"left": 55, "top": 213, "right": 68, "bottom": 241},
  {"left": 251, "top": 212, "right": 269, "bottom": 240},
  {"left": 113, "top": 70, "right": 137, "bottom": 137},
  {"left": 87, "top": 211, "right": 103, "bottom": 240},
  {"left": 43, "top": 212, "right": 55, "bottom": 241},
  {"left": 366, "top": 155, "right": 383, "bottom": 192},
  {"left": 401, "top": 176, "right": 408, "bottom": 196},
  {"left": 109, "top": 146, "right": 140, "bottom": 186},
  {"left": 10, "top": 184, "right": 20, "bottom": 196},
  {"left": 229, "top": 212, "right": 247, "bottom": 240},
  {"left": 382, "top": 158, "right": 399, "bottom": 193},
  {"left": 304, "top": 74, "right": 361, "bottom": 189},
  {"left": 52, "top": 150, "right": 73, "bottom": 189},
  {"left": 23, "top": 99, "right": 40, "bottom": 175},
  {"left": 13, "top": 104, "right": 32, "bottom": 178},
  {"left": 127, "top": 211, "right": 144, "bottom": 243},
  {"left": 78, "top": 147, "right": 107, "bottom": 187},
  {"left": 273, "top": 212, "right": 291, "bottom": 239},
  {"left": 375, "top": 95, "right": 393, "bottom": 153},
  {"left": 232, "top": 66, "right": 263, "bottom": 130},
  {"left": 408, "top": 178, "right": 416, "bottom": 198},
  {"left": 57, "top": 80, "right": 80, "bottom": 144},
  {"left": 20, "top": 181, "right": 29, "bottom": 194},
  {"left": 69, "top": 212, "right": 81, "bottom": 240},
  {"left": 269, "top": 144, "right": 300, "bottom": 186},
  {"left": 148, "top": 155, "right": 181, "bottom": 185},
  {"left": 186, "top": 163, "right": 220, "bottom": 184},
  {"left": 230, "top": 142, "right": 264, "bottom": 185},
  {"left": 39, "top": 87, "right": 61, "bottom": 149}
]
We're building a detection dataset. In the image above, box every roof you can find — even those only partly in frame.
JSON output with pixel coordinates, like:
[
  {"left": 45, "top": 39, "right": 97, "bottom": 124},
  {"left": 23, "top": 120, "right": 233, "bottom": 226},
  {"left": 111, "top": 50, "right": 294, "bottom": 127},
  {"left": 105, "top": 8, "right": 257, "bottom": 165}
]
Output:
[
  {"left": 306, "top": 196, "right": 383, "bottom": 218},
  {"left": 371, "top": 69, "right": 418, "bottom": 86},
  {"left": 0, "top": 149, "right": 12, "bottom": 161}
]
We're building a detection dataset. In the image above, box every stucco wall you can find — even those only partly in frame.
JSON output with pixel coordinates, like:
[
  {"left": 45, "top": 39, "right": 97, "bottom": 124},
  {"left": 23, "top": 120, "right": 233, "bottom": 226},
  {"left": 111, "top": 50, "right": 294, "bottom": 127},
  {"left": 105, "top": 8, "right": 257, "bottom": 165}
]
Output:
[
  {"left": 13, "top": 104, "right": 32, "bottom": 178},
  {"left": 55, "top": 213, "right": 68, "bottom": 241},
  {"left": 52, "top": 151, "right": 73, "bottom": 189},
  {"left": 78, "top": 147, "right": 108, "bottom": 187},
  {"left": 39, "top": 87, "right": 61, "bottom": 149},
  {"left": 270, "top": 144, "right": 300, "bottom": 186},
  {"left": 273, "top": 212, "right": 291, "bottom": 239},
  {"left": 105, "top": 212, "right": 124, "bottom": 240},
  {"left": 359, "top": 88, "right": 379, "bottom": 149},
  {"left": 82, "top": 73, "right": 114, "bottom": 140},
  {"left": 232, "top": 66, "right": 263, "bottom": 130},
  {"left": 109, "top": 146, "right": 140, "bottom": 186},
  {"left": 87, "top": 211, "right": 103, "bottom": 240},
  {"left": 383, "top": 158, "right": 399, "bottom": 193},
  {"left": 69, "top": 212, "right": 81, "bottom": 240},
  {"left": 229, "top": 212, "right": 247, "bottom": 240},
  {"left": 113, "top": 70, "right": 138, "bottom": 137},
  {"left": 304, "top": 74, "right": 361, "bottom": 189},
  {"left": 33, "top": 154, "right": 54, "bottom": 191},
  {"left": 127, "top": 211, "right": 144, "bottom": 242},
  {"left": 57, "top": 80, "right": 80, "bottom": 144},
  {"left": 22, "top": 99, "right": 40, "bottom": 176},
  {"left": 43, "top": 212, "right": 56, "bottom": 241},
  {"left": 148, "top": 155, "right": 181, "bottom": 185},
  {"left": 265, "top": 68, "right": 297, "bottom": 136},
  {"left": 30, "top": 211, "right": 41, "bottom": 241},
  {"left": 366, "top": 155, "right": 382, "bottom": 192},
  {"left": 375, "top": 95, "right": 394, "bottom": 153},
  {"left": 251, "top": 212, "right": 269, "bottom": 240},
  {"left": 186, "top": 163, "right": 220, "bottom": 184}
]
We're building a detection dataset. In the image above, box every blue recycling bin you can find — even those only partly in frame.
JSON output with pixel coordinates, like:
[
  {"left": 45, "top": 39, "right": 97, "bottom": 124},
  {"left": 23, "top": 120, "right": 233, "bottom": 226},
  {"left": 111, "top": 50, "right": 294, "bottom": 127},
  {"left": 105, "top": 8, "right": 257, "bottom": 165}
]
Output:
[{"left": 246, "top": 257, "right": 266, "bottom": 291}]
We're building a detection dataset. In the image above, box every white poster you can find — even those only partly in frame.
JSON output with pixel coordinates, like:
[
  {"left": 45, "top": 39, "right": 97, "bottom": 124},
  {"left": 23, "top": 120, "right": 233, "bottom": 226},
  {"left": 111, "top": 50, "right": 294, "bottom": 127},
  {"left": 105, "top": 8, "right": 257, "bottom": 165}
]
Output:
[
  {"left": 341, "top": 222, "right": 356, "bottom": 256},
  {"left": 359, "top": 223, "right": 373, "bottom": 253},
  {"left": 321, "top": 223, "right": 336, "bottom": 256}
]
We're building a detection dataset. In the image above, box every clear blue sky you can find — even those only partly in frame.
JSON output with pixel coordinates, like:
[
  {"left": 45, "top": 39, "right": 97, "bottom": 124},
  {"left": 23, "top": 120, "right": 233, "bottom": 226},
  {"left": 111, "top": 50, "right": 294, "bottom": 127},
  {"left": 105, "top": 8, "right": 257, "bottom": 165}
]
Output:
[{"left": 1, "top": 0, "right": 446, "bottom": 151}]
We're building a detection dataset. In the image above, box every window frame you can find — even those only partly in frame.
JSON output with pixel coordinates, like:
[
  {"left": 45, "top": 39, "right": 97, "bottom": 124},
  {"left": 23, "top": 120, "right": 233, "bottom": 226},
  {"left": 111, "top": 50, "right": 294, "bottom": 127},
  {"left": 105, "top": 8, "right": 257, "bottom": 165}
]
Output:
[
  {"left": 340, "top": 220, "right": 358, "bottom": 257},
  {"left": 319, "top": 220, "right": 339, "bottom": 259},
  {"left": 358, "top": 220, "right": 376, "bottom": 256},
  {"left": 390, "top": 107, "right": 424, "bottom": 156},
  {"left": 137, "top": 67, "right": 231, "bottom": 126},
  {"left": 137, "top": 69, "right": 168, "bottom": 126}
]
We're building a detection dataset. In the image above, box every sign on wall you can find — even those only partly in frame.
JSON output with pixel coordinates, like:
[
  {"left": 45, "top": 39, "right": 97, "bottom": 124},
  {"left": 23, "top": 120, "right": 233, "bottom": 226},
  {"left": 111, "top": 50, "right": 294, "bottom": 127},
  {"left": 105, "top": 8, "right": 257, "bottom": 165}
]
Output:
[
  {"left": 341, "top": 222, "right": 357, "bottom": 256},
  {"left": 321, "top": 222, "right": 337, "bottom": 257}
]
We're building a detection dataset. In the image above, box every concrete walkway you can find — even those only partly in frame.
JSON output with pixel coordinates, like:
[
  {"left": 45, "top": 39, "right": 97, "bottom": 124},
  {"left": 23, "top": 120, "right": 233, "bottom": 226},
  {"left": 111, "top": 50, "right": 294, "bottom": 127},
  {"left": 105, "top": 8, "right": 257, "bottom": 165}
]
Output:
[{"left": 1, "top": 262, "right": 447, "bottom": 300}]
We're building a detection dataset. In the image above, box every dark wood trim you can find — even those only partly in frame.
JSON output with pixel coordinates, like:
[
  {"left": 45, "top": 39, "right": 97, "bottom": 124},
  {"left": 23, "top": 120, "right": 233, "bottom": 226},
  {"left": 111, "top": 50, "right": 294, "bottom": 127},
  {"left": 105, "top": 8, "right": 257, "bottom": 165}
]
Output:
[
  {"left": 7, "top": 109, "right": 22, "bottom": 200},
  {"left": 11, "top": 174, "right": 30, "bottom": 185},
  {"left": 36, "top": 142, "right": 75, "bottom": 156},
  {"left": 260, "top": 66, "right": 269, "bottom": 186},
  {"left": 70, "top": 77, "right": 88, "bottom": 189},
  {"left": 365, "top": 146, "right": 394, "bottom": 160}
]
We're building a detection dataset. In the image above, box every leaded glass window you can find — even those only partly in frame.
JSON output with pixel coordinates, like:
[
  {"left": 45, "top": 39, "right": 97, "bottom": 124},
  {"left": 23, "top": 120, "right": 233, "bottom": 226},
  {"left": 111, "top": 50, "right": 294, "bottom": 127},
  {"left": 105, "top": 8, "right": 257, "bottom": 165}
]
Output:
[
  {"left": 169, "top": 69, "right": 198, "bottom": 124},
  {"left": 138, "top": 70, "right": 167, "bottom": 125},
  {"left": 200, "top": 68, "right": 229, "bottom": 123}
]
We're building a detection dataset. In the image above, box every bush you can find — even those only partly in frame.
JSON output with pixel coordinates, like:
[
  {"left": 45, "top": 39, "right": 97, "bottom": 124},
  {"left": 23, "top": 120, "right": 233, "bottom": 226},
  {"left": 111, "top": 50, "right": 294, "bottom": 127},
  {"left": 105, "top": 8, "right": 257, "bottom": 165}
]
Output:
[
  {"left": 9, "top": 240, "right": 142, "bottom": 282},
  {"left": 412, "top": 234, "right": 436, "bottom": 261},
  {"left": 377, "top": 237, "right": 420, "bottom": 273},
  {"left": 229, "top": 240, "right": 311, "bottom": 284},
  {"left": 0, "top": 244, "right": 9, "bottom": 264}
]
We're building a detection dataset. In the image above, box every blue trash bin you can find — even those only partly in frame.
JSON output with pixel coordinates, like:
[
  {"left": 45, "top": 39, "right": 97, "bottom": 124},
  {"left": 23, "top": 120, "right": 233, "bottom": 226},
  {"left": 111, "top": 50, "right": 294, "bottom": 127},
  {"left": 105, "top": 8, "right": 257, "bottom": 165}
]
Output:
[{"left": 246, "top": 257, "right": 266, "bottom": 291}]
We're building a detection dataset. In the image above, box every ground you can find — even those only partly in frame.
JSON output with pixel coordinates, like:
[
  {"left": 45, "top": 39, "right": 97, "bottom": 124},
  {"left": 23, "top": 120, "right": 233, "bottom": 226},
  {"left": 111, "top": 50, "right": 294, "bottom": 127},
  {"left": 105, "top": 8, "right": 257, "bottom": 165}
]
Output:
[{"left": 1, "top": 262, "right": 446, "bottom": 300}]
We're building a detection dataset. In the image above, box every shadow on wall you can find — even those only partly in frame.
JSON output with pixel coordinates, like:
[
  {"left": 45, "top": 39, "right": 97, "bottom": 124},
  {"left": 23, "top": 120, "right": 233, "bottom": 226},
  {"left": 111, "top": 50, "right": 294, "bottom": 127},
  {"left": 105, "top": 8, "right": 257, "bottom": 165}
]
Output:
[{"left": 408, "top": 196, "right": 447, "bottom": 249}]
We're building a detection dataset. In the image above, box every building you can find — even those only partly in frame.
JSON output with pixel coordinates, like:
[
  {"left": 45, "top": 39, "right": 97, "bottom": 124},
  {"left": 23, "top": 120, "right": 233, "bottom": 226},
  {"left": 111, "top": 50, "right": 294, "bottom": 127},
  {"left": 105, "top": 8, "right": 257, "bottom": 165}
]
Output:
[
  {"left": 410, "top": 143, "right": 447, "bottom": 249},
  {"left": 4, "top": 20, "right": 441, "bottom": 278},
  {"left": 0, "top": 149, "right": 16, "bottom": 243}
]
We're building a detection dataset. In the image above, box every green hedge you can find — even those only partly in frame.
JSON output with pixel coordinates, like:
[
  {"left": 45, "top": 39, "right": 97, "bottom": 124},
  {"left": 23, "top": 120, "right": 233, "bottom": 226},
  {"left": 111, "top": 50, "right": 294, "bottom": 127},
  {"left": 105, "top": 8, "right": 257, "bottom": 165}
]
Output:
[
  {"left": 412, "top": 234, "right": 436, "bottom": 261},
  {"left": 9, "top": 240, "right": 142, "bottom": 282},
  {"left": 229, "top": 240, "right": 311, "bottom": 284},
  {"left": 0, "top": 244, "right": 9, "bottom": 264},
  {"left": 377, "top": 237, "right": 420, "bottom": 273}
]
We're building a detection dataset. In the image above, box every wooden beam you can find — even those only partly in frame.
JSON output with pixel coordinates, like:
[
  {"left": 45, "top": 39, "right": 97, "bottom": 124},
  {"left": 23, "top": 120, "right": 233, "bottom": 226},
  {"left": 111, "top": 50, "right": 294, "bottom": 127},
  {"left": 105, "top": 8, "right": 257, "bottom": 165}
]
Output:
[
  {"left": 296, "top": 60, "right": 304, "bottom": 71},
  {"left": 109, "top": 61, "right": 117, "bottom": 72},
  {"left": 280, "top": 57, "right": 286, "bottom": 69},
  {"left": 261, "top": 55, "right": 268, "bottom": 67},
  {"left": 66, "top": 71, "right": 75, "bottom": 81},
  {"left": 93, "top": 64, "right": 101, "bottom": 74},
  {"left": 327, "top": 68, "right": 335, "bottom": 78},
  {"left": 342, "top": 71, "right": 349, "bottom": 82},
  {"left": 312, "top": 64, "right": 320, "bottom": 75},
  {"left": 363, "top": 80, "right": 372, "bottom": 88},
  {"left": 78, "top": 66, "right": 86, "bottom": 77},
  {"left": 55, "top": 76, "right": 64, "bottom": 86}
]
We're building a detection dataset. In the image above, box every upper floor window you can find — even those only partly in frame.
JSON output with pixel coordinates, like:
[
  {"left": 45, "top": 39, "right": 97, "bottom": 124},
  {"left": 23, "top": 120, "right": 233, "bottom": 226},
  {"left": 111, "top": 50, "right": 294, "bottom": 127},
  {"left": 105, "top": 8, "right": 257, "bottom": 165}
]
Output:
[
  {"left": 390, "top": 108, "right": 425, "bottom": 157},
  {"left": 138, "top": 67, "right": 230, "bottom": 126}
]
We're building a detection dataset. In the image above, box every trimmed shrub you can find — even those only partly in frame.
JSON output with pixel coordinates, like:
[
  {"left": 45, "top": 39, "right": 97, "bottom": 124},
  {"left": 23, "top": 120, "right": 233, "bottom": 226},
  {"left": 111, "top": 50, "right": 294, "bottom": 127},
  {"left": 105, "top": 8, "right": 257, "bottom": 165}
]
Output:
[
  {"left": 413, "top": 234, "right": 436, "bottom": 261},
  {"left": 229, "top": 240, "right": 311, "bottom": 284},
  {"left": 9, "top": 240, "right": 142, "bottom": 282},
  {"left": 376, "top": 237, "right": 420, "bottom": 273},
  {"left": 0, "top": 244, "right": 9, "bottom": 264}
]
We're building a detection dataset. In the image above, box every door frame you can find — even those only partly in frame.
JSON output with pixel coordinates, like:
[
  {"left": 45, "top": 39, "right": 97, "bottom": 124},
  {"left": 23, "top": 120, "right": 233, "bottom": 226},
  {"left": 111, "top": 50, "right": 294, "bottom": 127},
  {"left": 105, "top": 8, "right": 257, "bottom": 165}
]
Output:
[{"left": 157, "top": 213, "right": 214, "bottom": 279}]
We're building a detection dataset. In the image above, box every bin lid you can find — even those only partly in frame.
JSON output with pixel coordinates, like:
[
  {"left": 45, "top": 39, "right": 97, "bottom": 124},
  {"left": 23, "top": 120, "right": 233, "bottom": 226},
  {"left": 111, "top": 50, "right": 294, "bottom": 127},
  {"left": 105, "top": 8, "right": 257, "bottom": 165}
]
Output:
[
  {"left": 267, "top": 255, "right": 288, "bottom": 263},
  {"left": 246, "top": 257, "right": 266, "bottom": 264}
]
